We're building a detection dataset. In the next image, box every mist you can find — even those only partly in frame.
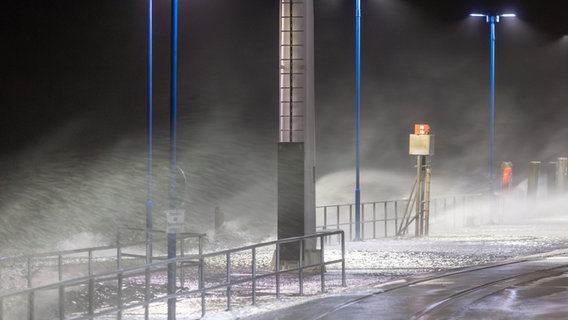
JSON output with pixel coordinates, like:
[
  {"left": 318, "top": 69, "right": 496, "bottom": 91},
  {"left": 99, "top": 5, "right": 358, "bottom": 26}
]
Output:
[{"left": 1, "top": 0, "right": 566, "bottom": 253}]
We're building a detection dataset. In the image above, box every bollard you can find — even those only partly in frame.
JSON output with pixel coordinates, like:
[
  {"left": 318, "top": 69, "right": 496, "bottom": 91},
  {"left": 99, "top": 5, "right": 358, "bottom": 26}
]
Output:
[
  {"left": 557, "top": 157, "right": 568, "bottom": 193},
  {"left": 527, "top": 161, "right": 540, "bottom": 200}
]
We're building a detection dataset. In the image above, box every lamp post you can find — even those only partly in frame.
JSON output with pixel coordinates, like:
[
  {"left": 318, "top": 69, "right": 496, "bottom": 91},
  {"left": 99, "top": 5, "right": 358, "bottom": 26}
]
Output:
[
  {"left": 470, "top": 13, "right": 515, "bottom": 194},
  {"left": 146, "top": 0, "right": 154, "bottom": 260},
  {"left": 354, "top": 0, "right": 362, "bottom": 241},
  {"left": 168, "top": 0, "right": 179, "bottom": 319}
]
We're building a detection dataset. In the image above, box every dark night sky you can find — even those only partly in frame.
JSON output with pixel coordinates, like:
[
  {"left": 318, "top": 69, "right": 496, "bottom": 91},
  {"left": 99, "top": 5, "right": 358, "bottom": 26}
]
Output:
[{"left": 1, "top": 0, "right": 567, "bottom": 194}]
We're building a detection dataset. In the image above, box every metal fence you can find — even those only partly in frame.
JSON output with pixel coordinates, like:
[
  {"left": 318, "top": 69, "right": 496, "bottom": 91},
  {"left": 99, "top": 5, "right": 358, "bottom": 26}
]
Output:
[
  {"left": 0, "top": 230, "right": 205, "bottom": 295},
  {"left": 0, "top": 194, "right": 481, "bottom": 318},
  {"left": 0, "top": 230, "right": 345, "bottom": 319},
  {"left": 316, "top": 194, "right": 482, "bottom": 241}
]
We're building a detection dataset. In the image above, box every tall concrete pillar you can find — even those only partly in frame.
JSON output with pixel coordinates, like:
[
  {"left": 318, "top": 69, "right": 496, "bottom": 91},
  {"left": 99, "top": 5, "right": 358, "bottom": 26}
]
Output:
[{"left": 278, "top": 0, "right": 316, "bottom": 258}]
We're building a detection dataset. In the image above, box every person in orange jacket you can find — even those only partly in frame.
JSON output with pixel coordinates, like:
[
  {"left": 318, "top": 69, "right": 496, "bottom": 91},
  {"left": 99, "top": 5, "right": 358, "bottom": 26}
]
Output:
[{"left": 501, "top": 162, "right": 513, "bottom": 193}]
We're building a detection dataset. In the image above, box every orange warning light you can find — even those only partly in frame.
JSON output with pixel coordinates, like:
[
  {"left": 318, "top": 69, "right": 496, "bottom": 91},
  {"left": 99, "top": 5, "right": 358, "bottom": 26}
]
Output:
[{"left": 414, "top": 124, "right": 430, "bottom": 135}]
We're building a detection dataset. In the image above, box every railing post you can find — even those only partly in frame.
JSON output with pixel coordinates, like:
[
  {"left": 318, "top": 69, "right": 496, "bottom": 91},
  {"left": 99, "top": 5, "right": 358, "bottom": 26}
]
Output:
[
  {"left": 145, "top": 264, "right": 151, "bottom": 320},
  {"left": 199, "top": 234, "right": 205, "bottom": 317},
  {"left": 299, "top": 239, "right": 304, "bottom": 296},
  {"left": 394, "top": 201, "right": 399, "bottom": 232},
  {"left": 349, "top": 205, "right": 353, "bottom": 240},
  {"left": 336, "top": 206, "right": 340, "bottom": 244},
  {"left": 88, "top": 250, "right": 94, "bottom": 316},
  {"left": 200, "top": 254, "right": 205, "bottom": 318},
  {"left": 117, "top": 244, "right": 122, "bottom": 270},
  {"left": 275, "top": 242, "right": 281, "bottom": 299},
  {"left": 320, "top": 237, "right": 325, "bottom": 293},
  {"left": 372, "top": 202, "right": 376, "bottom": 239},
  {"left": 384, "top": 202, "right": 388, "bottom": 238},
  {"left": 28, "top": 292, "right": 34, "bottom": 320},
  {"left": 180, "top": 237, "right": 185, "bottom": 288},
  {"left": 341, "top": 231, "right": 346, "bottom": 287},
  {"left": 58, "top": 254, "right": 64, "bottom": 319},
  {"left": 251, "top": 247, "right": 257, "bottom": 305},
  {"left": 27, "top": 257, "right": 33, "bottom": 320},
  {"left": 226, "top": 253, "right": 232, "bottom": 311},
  {"left": 323, "top": 206, "right": 327, "bottom": 231},
  {"left": 118, "top": 272, "right": 123, "bottom": 320},
  {"left": 361, "top": 204, "right": 365, "bottom": 240}
]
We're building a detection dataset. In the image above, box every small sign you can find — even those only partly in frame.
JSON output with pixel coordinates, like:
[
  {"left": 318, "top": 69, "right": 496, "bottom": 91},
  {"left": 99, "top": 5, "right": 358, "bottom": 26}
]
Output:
[
  {"left": 166, "top": 209, "right": 185, "bottom": 234},
  {"left": 414, "top": 124, "right": 430, "bottom": 135}
]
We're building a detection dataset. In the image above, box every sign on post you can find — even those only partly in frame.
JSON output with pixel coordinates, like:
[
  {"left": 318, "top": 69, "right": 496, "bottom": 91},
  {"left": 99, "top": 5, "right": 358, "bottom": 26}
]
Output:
[{"left": 166, "top": 209, "right": 185, "bottom": 234}]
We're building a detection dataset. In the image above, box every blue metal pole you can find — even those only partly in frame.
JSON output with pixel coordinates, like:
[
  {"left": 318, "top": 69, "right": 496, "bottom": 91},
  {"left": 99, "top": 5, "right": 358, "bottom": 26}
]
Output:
[
  {"left": 168, "top": 0, "right": 178, "bottom": 318},
  {"left": 489, "top": 16, "right": 496, "bottom": 194},
  {"left": 355, "top": 0, "right": 361, "bottom": 241},
  {"left": 146, "top": 0, "right": 153, "bottom": 237}
]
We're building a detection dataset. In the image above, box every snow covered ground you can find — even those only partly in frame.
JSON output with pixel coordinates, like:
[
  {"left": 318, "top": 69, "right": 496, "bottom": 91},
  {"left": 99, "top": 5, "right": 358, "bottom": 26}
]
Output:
[
  {"left": 195, "top": 221, "right": 568, "bottom": 319},
  {"left": 4, "top": 195, "right": 568, "bottom": 320}
]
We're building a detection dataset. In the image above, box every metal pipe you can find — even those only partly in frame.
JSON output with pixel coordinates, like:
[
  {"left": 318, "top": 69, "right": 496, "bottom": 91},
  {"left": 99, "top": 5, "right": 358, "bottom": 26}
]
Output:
[
  {"left": 354, "top": 0, "right": 362, "bottom": 241},
  {"left": 226, "top": 253, "right": 231, "bottom": 311},
  {"left": 252, "top": 248, "right": 257, "bottom": 305},
  {"left": 415, "top": 156, "right": 422, "bottom": 236},
  {"left": 424, "top": 159, "right": 432, "bottom": 236},
  {"left": 275, "top": 243, "right": 281, "bottom": 299},
  {"left": 299, "top": 239, "right": 304, "bottom": 295},
  {"left": 489, "top": 16, "right": 496, "bottom": 194},
  {"left": 341, "top": 231, "right": 346, "bottom": 287},
  {"left": 372, "top": 203, "right": 376, "bottom": 239},
  {"left": 320, "top": 239, "right": 325, "bottom": 293},
  {"left": 168, "top": 0, "right": 179, "bottom": 318},
  {"left": 118, "top": 273, "right": 123, "bottom": 320},
  {"left": 146, "top": 0, "right": 154, "bottom": 262},
  {"left": 88, "top": 250, "right": 94, "bottom": 316},
  {"left": 384, "top": 202, "right": 388, "bottom": 238}
]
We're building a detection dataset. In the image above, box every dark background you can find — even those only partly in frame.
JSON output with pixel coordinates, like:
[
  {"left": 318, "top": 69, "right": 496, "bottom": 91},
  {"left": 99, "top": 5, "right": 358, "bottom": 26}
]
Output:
[{"left": 1, "top": 0, "right": 567, "bottom": 250}]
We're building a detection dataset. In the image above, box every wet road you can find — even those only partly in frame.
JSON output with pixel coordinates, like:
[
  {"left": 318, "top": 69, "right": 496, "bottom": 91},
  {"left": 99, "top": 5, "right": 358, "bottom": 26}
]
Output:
[{"left": 244, "top": 250, "right": 568, "bottom": 320}]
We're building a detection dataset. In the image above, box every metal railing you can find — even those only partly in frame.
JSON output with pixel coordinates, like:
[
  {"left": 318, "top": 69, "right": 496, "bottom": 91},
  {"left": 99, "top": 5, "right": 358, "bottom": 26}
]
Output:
[
  {"left": 0, "top": 230, "right": 205, "bottom": 295},
  {"left": 0, "top": 230, "right": 345, "bottom": 319},
  {"left": 317, "top": 194, "right": 482, "bottom": 241}
]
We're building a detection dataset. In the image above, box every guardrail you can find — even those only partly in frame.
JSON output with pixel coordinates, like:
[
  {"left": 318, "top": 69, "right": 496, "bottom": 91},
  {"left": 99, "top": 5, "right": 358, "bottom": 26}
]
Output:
[
  {"left": 0, "top": 230, "right": 345, "bottom": 319},
  {"left": 0, "top": 230, "right": 205, "bottom": 295},
  {"left": 317, "top": 194, "right": 482, "bottom": 241}
]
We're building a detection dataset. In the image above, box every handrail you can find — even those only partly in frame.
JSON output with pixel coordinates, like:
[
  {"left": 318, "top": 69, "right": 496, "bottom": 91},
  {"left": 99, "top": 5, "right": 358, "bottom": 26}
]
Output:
[
  {"left": 0, "top": 230, "right": 345, "bottom": 319},
  {"left": 317, "top": 194, "right": 482, "bottom": 241},
  {"left": 0, "top": 230, "right": 207, "bottom": 298}
]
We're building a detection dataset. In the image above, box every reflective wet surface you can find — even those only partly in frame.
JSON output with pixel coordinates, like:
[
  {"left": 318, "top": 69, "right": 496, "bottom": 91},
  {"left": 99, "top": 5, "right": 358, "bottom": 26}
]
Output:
[{"left": 244, "top": 253, "right": 568, "bottom": 320}]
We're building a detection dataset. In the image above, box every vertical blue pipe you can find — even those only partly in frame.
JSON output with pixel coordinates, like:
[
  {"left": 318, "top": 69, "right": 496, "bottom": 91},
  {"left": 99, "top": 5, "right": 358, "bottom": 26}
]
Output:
[
  {"left": 146, "top": 0, "right": 153, "bottom": 237},
  {"left": 489, "top": 16, "right": 496, "bottom": 194},
  {"left": 354, "top": 0, "right": 361, "bottom": 241},
  {"left": 170, "top": 2, "right": 178, "bottom": 208},
  {"left": 168, "top": 0, "right": 178, "bottom": 319}
]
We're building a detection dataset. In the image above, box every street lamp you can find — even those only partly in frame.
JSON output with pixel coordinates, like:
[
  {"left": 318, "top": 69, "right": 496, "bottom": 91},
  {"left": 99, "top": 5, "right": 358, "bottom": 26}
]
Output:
[
  {"left": 355, "top": 0, "right": 362, "bottom": 241},
  {"left": 470, "top": 13, "right": 516, "bottom": 194}
]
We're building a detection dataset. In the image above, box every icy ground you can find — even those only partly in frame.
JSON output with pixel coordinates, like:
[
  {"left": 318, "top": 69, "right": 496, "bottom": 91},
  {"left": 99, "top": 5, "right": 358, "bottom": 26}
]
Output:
[
  {"left": 195, "top": 223, "right": 568, "bottom": 319},
  {"left": 6, "top": 221, "right": 568, "bottom": 319}
]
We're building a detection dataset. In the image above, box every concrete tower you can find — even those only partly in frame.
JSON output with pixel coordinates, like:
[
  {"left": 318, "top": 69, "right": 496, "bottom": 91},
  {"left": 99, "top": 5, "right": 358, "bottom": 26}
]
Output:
[{"left": 277, "top": 0, "right": 316, "bottom": 258}]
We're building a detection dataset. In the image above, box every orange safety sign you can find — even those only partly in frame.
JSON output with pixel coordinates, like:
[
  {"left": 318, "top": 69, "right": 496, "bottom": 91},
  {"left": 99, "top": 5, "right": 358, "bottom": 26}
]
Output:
[{"left": 414, "top": 124, "right": 430, "bottom": 135}]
